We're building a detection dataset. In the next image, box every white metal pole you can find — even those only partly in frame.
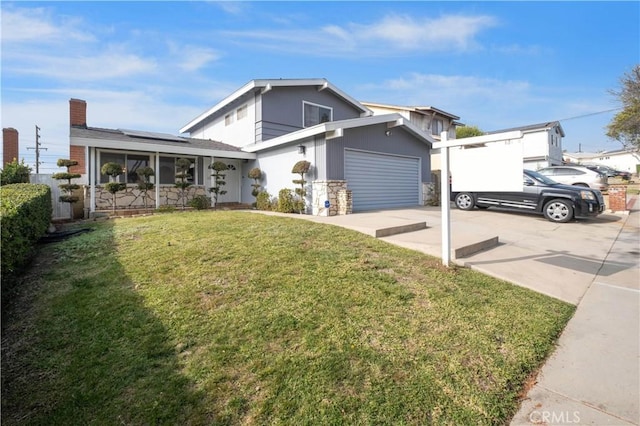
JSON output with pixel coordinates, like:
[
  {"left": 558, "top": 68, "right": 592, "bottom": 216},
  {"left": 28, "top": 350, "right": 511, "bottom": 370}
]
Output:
[{"left": 440, "top": 131, "right": 451, "bottom": 267}]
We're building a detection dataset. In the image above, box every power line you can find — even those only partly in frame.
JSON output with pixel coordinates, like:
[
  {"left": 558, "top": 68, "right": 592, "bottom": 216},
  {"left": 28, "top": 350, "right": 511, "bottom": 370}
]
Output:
[{"left": 557, "top": 108, "right": 621, "bottom": 122}]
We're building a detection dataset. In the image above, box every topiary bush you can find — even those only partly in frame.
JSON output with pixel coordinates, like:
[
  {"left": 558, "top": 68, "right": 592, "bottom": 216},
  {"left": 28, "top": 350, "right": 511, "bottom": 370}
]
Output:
[
  {"left": 136, "top": 166, "right": 155, "bottom": 210},
  {"left": 292, "top": 160, "right": 311, "bottom": 214},
  {"left": 1, "top": 183, "right": 52, "bottom": 286},
  {"left": 175, "top": 158, "right": 193, "bottom": 210},
  {"left": 101, "top": 162, "right": 126, "bottom": 213},
  {"left": 208, "top": 161, "right": 228, "bottom": 208},
  {"left": 52, "top": 159, "right": 81, "bottom": 219},
  {"left": 248, "top": 167, "right": 263, "bottom": 206}
]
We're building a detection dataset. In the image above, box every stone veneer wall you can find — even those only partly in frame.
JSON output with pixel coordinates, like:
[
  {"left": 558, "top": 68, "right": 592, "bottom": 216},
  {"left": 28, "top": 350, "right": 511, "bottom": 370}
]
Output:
[
  {"left": 312, "top": 180, "right": 352, "bottom": 216},
  {"left": 93, "top": 185, "right": 207, "bottom": 210},
  {"left": 423, "top": 182, "right": 438, "bottom": 206}
]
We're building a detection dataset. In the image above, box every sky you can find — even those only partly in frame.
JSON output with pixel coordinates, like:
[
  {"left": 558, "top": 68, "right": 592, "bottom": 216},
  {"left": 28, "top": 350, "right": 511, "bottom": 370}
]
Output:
[{"left": 1, "top": 1, "right": 638, "bottom": 174}]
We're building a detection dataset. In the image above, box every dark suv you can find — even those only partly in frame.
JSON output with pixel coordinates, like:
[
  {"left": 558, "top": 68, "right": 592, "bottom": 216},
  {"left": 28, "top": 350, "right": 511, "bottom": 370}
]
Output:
[{"left": 452, "top": 169, "right": 605, "bottom": 223}]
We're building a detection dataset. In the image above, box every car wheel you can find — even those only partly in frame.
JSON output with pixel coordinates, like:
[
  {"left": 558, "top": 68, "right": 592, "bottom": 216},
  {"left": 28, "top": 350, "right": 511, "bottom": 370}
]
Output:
[
  {"left": 455, "top": 192, "right": 475, "bottom": 210},
  {"left": 543, "top": 199, "right": 574, "bottom": 223}
]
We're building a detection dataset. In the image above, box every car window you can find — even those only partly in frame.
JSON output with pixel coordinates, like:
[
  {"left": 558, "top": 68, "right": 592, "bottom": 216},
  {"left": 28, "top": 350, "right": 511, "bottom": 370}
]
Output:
[
  {"left": 525, "top": 170, "right": 558, "bottom": 185},
  {"left": 556, "top": 167, "right": 584, "bottom": 175}
]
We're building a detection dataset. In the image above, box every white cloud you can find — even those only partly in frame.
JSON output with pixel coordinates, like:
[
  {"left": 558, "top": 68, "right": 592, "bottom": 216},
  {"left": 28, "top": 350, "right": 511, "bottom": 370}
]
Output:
[
  {"left": 224, "top": 13, "right": 498, "bottom": 56},
  {"left": 1, "top": 5, "right": 94, "bottom": 44}
]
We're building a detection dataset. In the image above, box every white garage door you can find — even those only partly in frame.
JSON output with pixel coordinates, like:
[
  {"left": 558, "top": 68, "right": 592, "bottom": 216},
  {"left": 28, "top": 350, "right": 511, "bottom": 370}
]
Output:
[{"left": 344, "top": 149, "right": 420, "bottom": 212}]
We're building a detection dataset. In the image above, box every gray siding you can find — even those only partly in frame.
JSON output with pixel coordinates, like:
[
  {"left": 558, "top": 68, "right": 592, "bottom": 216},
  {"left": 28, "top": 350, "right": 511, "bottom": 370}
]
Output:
[
  {"left": 258, "top": 86, "right": 363, "bottom": 141},
  {"left": 313, "top": 135, "right": 327, "bottom": 181},
  {"left": 325, "top": 123, "right": 431, "bottom": 181}
]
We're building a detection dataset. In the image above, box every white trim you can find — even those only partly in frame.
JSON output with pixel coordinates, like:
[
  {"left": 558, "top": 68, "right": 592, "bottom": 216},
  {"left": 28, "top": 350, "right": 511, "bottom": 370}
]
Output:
[
  {"left": 242, "top": 113, "right": 435, "bottom": 153},
  {"left": 71, "top": 136, "right": 256, "bottom": 160},
  {"left": 179, "top": 78, "right": 372, "bottom": 134}
]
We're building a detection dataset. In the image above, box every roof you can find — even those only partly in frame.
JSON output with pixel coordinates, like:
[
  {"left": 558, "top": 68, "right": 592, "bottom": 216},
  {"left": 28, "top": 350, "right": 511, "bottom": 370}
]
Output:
[
  {"left": 180, "top": 78, "right": 373, "bottom": 134},
  {"left": 486, "top": 121, "right": 565, "bottom": 137},
  {"left": 70, "top": 126, "right": 256, "bottom": 159},
  {"left": 360, "top": 101, "right": 460, "bottom": 120},
  {"left": 242, "top": 113, "right": 435, "bottom": 153},
  {"left": 564, "top": 148, "right": 640, "bottom": 158}
]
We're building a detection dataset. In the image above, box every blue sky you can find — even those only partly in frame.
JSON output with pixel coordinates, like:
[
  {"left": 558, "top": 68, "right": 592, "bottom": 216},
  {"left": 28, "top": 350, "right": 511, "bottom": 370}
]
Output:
[{"left": 2, "top": 1, "right": 638, "bottom": 173}]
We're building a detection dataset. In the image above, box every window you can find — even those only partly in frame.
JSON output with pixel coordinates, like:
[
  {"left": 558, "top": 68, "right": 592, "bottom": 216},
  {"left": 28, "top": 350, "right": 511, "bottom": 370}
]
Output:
[
  {"left": 159, "top": 156, "right": 196, "bottom": 184},
  {"left": 303, "top": 101, "right": 332, "bottom": 127},
  {"left": 431, "top": 119, "right": 444, "bottom": 136},
  {"left": 99, "top": 152, "right": 126, "bottom": 184},
  {"left": 99, "top": 152, "right": 152, "bottom": 184},
  {"left": 236, "top": 105, "right": 247, "bottom": 120},
  {"left": 126, "top": 155, "right": 150, "bottom": 183},
  {"left": 225, "top": 113, "right": 234, "bottom": 126}
]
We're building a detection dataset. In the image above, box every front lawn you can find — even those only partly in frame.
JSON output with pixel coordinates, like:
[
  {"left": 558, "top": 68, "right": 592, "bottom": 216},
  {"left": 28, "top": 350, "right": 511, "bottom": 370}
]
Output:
[{"left": 1, "top": 211, "right": 574, "bottom": 425}]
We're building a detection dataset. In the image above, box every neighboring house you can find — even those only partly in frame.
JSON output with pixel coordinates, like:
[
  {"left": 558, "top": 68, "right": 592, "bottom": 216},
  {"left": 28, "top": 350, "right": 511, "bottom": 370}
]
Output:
[
  {"left": 360, "top": 102, "right": 460, "bottom": 141},
  {"left": 484, "top": 121, "right": 565, "bottom": 170},
  {"left": 70, "top": 78, "right": 436, "bottom": 216},
  {"left": 359, "top": 102, "right": 460, "bottom": 181},
  {"left": 563, "top": 149, "right": 640, "bottom": 173}
]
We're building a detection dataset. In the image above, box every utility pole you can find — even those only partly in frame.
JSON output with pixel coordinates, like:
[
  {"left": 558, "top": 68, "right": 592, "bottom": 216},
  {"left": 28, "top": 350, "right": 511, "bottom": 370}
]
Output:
[{"left": 27, "top": 125, "right": 47, "bottom": 174}]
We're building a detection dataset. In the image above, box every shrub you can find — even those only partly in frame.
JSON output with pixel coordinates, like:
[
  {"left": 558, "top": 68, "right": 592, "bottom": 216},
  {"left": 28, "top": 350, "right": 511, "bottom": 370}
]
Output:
[
  {"left": 156, "top": 205, "right": 176, "bottom": 214},
  {"left": 136, "top": 166, "right": 155, "bottom": 209},
  {"left": 175, "top": 158, "right": 193, "bottom": 210},
  {"left": 292, "top": 160, "right": 311, "bottom": 214},
  {"left": 276, "top": 189, "right": 297, "bottom": 213},
  {"left": 248, "top": 167, "right": 263, "bottom": 200},
  {"left": 1, "top": 159, "right": 32, "bottom": 186},
  {"left": 256, "top": 191, "right": 273, "bottom": 211},
  {"left": 1, "top": 184, "right": 52, "bottom": 285},
  {"left": 188, "top": 195, "right": 211, "bottom": 210}
]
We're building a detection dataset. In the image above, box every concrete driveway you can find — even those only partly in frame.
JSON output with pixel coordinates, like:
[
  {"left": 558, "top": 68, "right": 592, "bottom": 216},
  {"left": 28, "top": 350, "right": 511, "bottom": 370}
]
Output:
[{"left": 261, "top": 198, "right": 639, "bottom": 425}]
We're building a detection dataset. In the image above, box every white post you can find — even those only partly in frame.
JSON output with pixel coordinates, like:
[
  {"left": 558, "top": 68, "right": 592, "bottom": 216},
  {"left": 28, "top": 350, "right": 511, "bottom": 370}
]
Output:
[
  {"left": 440, "top": 131, "right": 451, "bottom": 267},
  {"left": 89, "top": 147, "right": 96, "bottom": 214},
  {"left": 155, "top": 154, "right": 160, "bottom": 209}
]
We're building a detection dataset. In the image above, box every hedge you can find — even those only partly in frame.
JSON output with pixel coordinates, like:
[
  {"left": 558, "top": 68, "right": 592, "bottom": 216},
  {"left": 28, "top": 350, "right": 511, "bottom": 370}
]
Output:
[{"left": 1, "top": 184, "right": 52, "bottom": 284}]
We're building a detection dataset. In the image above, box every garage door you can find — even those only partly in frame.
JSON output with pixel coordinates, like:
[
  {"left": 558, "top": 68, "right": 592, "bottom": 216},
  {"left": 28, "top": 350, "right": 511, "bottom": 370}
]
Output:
[{"left": 344, "top": 149, "right": 420, "bottom": 211}]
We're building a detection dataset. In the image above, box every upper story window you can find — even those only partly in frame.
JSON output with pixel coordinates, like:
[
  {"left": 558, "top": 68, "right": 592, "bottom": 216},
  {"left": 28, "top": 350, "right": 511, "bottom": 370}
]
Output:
[
  {"left": 303, "top": 101, "right": 332, "bottom": 127},
  {"left": 236, "top": 105, "right": 247, "bottom": 120},
  {"left": 225, "top": 113, "right": 234, "bottom": 126},
  {"left": 431, "top": 119, "right": 444, "bottom": 136}
]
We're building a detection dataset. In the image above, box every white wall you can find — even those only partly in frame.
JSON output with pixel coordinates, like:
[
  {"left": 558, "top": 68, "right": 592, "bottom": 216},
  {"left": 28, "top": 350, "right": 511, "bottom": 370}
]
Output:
[
  {"left": 189, "top": 97, "right": 256, "bottom": 148},
  {"left": 251, "top": 143, "right": 316, "bottom": 211}
]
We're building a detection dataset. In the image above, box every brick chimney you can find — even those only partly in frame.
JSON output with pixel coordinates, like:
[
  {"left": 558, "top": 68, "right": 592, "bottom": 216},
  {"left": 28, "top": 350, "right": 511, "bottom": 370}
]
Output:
[
  {"left": 69, "top": 98, "right": 87, "bottom": 174},
  {"left": 70, "top": 98, "right": 87, "bottom": 127},
  {"left": 3, "top": 127, "right": 19, "bottom": 166}
]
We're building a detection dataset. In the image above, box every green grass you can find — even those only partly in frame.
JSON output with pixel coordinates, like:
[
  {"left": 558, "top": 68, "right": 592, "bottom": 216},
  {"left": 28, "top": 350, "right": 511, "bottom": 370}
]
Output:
[{"left": 1, "top": 211, "right": 574, "bottom": 425}]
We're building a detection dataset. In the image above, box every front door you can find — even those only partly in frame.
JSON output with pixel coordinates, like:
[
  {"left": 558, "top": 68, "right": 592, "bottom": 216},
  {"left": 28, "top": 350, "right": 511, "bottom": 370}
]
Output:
[{"left": 217, "top": 160, "right": 240, "bottom": 203}]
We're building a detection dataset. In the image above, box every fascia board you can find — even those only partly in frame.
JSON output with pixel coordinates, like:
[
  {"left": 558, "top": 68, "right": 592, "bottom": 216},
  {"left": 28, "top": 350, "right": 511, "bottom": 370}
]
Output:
[
  {"left": 432, "top": 130, "right": 523, "bottom": 149},
  {"left": 71, "top": 136, "right": 257, "bottom": 159},
  {"left": 180, "top": 78, "right": 372, "bottom": 133},
  {"left": 179, "top": 80, "right": 259, "bottom": 133}
]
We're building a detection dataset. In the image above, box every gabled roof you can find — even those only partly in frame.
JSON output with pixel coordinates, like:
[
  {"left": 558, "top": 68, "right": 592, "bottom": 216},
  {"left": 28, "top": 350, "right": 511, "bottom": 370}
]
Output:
[
  {"left": 486, "top": 121, "right": 565, "bottom": 137},
  {"left": 180, "top": 78, "right": 373, "bottom": 134},
  {"left": 70, "top": 126, "right": 256, "bottom": 159},
  {"left": 360, "top": 101, "right": 460, "bottom": 121},
  {"left": 242, "top": 113, "right": 435, "bottom": 153}
]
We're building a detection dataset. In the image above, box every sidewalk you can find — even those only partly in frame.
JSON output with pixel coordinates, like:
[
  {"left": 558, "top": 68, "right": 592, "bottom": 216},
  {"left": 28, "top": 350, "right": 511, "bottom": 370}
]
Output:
[{"left": 510, "top": 201, "right": 640, "bottom": 426}]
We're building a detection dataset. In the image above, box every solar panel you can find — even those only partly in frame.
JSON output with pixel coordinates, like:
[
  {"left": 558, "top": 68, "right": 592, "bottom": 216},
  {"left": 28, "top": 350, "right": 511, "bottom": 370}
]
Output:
[{"left": 119, "top": 129, "right": 187, "bottom": 143}]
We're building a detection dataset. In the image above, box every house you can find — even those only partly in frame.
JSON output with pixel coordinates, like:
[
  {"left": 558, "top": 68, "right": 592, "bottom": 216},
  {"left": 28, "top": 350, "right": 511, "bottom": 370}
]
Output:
[
  {"left": 563, "top": 148, "right": 640, "bottom": 174},
  {"left": 484, "top": 121, "right": 565, "bottom": 170},
  {"left": 70, "top": 78, "right": 436, "bottom": 217},
  {"left": 360, "top": 102, "right": 460, "bottom": 141}
]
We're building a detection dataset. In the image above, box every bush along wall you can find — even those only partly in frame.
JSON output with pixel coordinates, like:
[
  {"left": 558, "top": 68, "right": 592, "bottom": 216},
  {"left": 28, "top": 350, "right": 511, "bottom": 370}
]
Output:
[{"left": 1, "top": 183, "right": 52, "bottom": 286}]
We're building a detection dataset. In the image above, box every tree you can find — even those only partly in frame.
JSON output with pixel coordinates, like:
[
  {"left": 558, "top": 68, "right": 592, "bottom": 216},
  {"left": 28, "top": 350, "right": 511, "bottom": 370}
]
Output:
[
  {"left": 52, "top": 159, "right": 81, "bottom": 219},
  {"left": 456, "top": 125, "right": 484, "bottom": 139},
  {"left": 175, "top": 158, "right": 193, "bottom": 210},
  {"left": 248, "top": 167, "right": 262, "bottom": 207},
  {"left": 101, "top": 162, "right": 126, "bottom": 214},
  {"left": 607, "top": 64, "right": 640, "bottom": 149},
  {"left": 208, "top": 161, "right": 228, "bottom": 208},
  {"left": 0, "top": 159, "right": 31, "bottom": 185},
  {"left": 136, "top": 166, "right": 155, "bottom": 210},
  {"left": 292, "top": 160, "right": 311, "bottom": 214}
]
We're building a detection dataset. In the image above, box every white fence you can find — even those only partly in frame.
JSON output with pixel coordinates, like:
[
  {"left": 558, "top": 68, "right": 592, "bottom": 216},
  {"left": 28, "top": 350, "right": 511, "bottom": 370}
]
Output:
[{"left": 29, "top": 174, "right": 71, "bottom": 220}]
